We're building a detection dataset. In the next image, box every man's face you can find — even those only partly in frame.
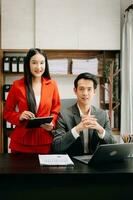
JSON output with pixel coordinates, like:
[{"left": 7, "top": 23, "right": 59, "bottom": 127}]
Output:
[{"left": 74, "top": 79, "right": 96, "bottom": 106}]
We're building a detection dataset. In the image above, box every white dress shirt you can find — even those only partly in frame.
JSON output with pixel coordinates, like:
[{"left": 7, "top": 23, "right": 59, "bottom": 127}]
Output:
[{"left": 35, "top": 95, "right": 41, "bottom": 111}]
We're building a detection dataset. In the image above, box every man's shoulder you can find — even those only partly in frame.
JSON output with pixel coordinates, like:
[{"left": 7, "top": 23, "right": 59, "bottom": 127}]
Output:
[
  {"left": 61, "top": 104, "right": 77, "bottom": 116},
  {"left": 91, "top": 105, "right": 106, "bottom": 115}
]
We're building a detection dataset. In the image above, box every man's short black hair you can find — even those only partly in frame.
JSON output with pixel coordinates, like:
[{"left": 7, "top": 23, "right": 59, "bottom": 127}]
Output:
[{"left": 74, "top": 72, "right": 98, "bottom": 89}]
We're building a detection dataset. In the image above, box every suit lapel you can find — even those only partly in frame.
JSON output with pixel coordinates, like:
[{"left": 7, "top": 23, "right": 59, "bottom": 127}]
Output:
[
  {"left": 36, "top": 78, "right": 51, "bottom": 115},
  {"left": 72, "top": 104, "right": 84, "bottom": 148},
  {"left": 88, "top": 106, "right": 97, "bottom": 153},
  {"left": 89, "top": 106, "right": 100, "bottom": 153}
]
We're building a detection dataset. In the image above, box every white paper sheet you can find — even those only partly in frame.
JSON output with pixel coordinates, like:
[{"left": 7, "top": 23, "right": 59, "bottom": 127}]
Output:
[{"left": 38, "top": 154, "right": 74, "bottom": 166}]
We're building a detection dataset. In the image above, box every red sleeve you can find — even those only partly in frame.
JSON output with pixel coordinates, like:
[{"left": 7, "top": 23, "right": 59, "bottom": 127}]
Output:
[{"left": 3, "top": 82, "right": 22, "bottom": 126}]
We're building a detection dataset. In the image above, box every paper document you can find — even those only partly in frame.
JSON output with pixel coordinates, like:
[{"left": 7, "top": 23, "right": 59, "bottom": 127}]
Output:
[
  {"left": 72, "top": 58, "right": 98, "bottom": 75},
  {"left": 38, "top": 154, "right": 74, "bottom": 166},
  {"left": 48, "top": 59, "right": 68, "bottom": 74}
]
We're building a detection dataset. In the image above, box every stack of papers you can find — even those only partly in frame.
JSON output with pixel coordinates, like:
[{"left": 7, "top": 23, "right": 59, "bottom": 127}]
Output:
[
  {"left": 38, "top": 154, "right": 74, "bottom": 166},
  {"left": 48, "top": 59, "right": 68, "bottom": 74},
  {"left": 72, "top": 58, "right": 98, "bottom": 75}
]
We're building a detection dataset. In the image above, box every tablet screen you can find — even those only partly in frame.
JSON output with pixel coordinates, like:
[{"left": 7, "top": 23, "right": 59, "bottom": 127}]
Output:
[{"left": 26, "top": 116, "right": 53, "bottom": 128}]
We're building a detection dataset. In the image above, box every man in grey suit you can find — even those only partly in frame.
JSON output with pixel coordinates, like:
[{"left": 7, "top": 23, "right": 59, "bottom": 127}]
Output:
[{"left": 52, "top": 72, "right": 116, "bottom": 156}]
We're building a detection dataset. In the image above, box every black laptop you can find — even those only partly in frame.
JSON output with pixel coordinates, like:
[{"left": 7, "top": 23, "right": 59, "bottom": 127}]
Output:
[{"left": 73, "top": 143, "right": 133, "bottom": 166}]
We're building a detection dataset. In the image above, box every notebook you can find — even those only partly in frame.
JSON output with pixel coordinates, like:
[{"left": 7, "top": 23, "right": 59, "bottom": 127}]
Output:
[
  {"left": 26, "top": 116, "right": 53, "bottom": 128},
  {"left": 73, "top": 143, "right": 133, "bottom": 166}
]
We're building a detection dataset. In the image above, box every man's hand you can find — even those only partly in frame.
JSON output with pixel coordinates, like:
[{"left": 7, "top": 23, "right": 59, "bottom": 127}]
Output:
[{"left": 75, "top": 115, "right": 104, "bottom": 135}]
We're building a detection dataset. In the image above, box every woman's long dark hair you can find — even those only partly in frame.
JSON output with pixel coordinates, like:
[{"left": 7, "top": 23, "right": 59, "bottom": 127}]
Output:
[{"left": 24, "top": 48, "right": 51, "bottom": 114}]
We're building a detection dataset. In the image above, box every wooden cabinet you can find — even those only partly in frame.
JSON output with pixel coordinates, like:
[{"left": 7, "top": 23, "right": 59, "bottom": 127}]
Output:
[{"left": 0, "top": 49, "right": 120, "bottom": 153}]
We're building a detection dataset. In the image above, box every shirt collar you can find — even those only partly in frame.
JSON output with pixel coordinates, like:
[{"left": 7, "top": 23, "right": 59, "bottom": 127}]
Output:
[{"left": 77, "top": 103, "right": 91, "bottom": 117}]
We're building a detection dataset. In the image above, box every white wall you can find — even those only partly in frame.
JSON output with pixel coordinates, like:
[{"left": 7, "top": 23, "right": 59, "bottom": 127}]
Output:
[
  {"left": 34, "top": 0, "right": 120, "bottom": 50},
  {"left": 0, "top": 0, "right": 133, "bottom": 49},
  {"left": 1, "top": 0, "right": 120, "bottom": 50},
  {"left": 77, "top": 0, "right": 120, "bottom": 50},
  {"left": 35, "top": 0, "right": 78, "bottom": 49},
  {"left": 1, "top": 0, "right": 35, "bottom": 49}
]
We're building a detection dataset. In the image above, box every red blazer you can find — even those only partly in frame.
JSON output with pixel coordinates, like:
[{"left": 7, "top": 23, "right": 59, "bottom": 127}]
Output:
[{"left": 3, "top": 78, "right": 61, "bottom": 151}]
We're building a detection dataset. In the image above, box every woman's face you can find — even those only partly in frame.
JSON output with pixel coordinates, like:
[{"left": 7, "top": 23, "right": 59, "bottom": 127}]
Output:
[{"left": 30, "top": 53, "right": 45, "bottom": 78}]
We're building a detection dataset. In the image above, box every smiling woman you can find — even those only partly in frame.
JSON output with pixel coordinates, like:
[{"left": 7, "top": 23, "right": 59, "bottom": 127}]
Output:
[{"left": 3, "top": 48, "right": 61, "bottom": 154}]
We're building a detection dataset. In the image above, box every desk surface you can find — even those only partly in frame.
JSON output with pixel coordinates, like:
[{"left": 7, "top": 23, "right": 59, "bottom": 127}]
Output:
[
  {"left": 0, "top": 154, "right": 133, "bottom": 200},
  {"left": 0, "top": 153, "right": 133, "bottom": 174}
]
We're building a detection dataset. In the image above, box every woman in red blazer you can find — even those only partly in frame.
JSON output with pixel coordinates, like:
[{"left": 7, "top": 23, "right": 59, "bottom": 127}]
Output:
[{"left": 3, "top": 48, "right": 61, "bottom": 153}]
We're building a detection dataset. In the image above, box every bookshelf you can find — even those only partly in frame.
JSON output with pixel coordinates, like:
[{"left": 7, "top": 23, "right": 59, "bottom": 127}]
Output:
[{"left": 0, "top": 49, "right": 120, "bottom": 153}]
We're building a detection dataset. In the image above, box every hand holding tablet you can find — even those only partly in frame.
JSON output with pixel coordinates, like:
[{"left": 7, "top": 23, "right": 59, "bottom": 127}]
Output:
[{"left": 26, "top": 116, "right": 53, "bottom": 128}]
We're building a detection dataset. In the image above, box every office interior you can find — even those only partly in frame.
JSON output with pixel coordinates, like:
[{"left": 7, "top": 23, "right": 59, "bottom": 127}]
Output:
[
  {"left": 0, "top": 0, "right": 132, "bottom": 150},
  {"left": 0, "top": 1, "right": 133, "bottom": 199}
]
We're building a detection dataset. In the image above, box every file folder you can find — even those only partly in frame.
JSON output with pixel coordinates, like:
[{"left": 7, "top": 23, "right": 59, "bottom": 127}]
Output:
[
  {"left": 18, "top": 56, "right": 25, "bottom": 72},
  {"left": 6, "top": 121, "right": 12, "bottom": 129},
  {"left": 11, "top": 57, "right": 18, "bottom": 72},
  {"left": 3, "top": 84, "right": 11, "bottom": 101},
  {"left": 3, "top": 56, "right": 11, "bottom": 72},
  {"left": 3, "top": 120, "right": 12, "bottom": 129}
]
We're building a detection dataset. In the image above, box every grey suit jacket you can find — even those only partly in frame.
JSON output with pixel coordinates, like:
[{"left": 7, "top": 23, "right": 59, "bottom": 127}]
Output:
[{"left": 52, "top": 104, "right": 116, "bottom": 156}]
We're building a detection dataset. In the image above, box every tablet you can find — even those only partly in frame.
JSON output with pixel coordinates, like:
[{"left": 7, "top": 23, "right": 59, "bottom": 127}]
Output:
[{"left": 26, "top": 116, "right": 53, "bottom": 128}]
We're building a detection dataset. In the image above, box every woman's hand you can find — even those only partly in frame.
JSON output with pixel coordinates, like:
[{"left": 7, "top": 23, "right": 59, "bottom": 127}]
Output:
[
  {"left": 41, "top": 122, "right": 54, "bottom": 131},
  {"left": 19, "top": 111, "right": 35, "bottom": 121}
]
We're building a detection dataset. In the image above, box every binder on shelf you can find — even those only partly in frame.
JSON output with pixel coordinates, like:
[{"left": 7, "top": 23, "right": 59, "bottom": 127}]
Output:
[
  {"left": 6, "top": 121, "right": 12, "bottom": 129},
  {"left": 3, "top": 120, "right": 12, "bottom": 129},
  {"left": 3, "top": 84, "right": 11, "bottom": 101},
  {"left": 11, "top": 57, "right": 18, "bottom": 72},
  {"left": 18, "top": 56, "right": 25, "bottom": 72},
  {"left": 3, "top": 56, "right": 11, "bottom": 72}
]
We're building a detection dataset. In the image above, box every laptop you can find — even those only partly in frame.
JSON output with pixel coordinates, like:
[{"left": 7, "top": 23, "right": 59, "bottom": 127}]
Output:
[{"left": 73, "top": 143, "right": 133, "bottom": 166}]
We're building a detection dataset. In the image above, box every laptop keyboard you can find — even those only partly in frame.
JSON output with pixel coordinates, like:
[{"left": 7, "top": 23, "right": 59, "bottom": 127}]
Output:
[
  {"left": 73, "top": 155, "right": 92, "bottom": 163},
  {"left": 128, "top": 153, "right": 133, "bottom": 158}
]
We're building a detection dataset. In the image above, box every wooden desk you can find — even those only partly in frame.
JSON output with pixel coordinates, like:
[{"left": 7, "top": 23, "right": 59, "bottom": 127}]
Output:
[{"left": 0, "top": 154, "right": 133, "bottom": 200}]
